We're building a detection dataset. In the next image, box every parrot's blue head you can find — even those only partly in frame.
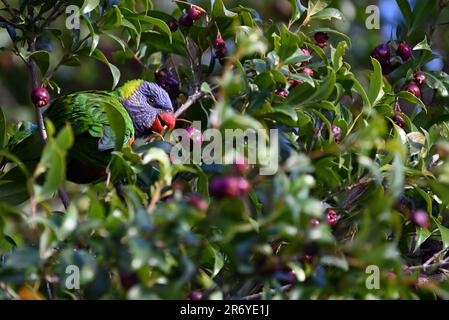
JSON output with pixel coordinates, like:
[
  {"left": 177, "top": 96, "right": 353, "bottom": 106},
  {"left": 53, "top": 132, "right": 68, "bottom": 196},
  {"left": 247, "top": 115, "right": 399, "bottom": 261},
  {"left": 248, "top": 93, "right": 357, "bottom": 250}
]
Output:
[{"left": 119, "top": 80, "right": 176, "bottom": 137}]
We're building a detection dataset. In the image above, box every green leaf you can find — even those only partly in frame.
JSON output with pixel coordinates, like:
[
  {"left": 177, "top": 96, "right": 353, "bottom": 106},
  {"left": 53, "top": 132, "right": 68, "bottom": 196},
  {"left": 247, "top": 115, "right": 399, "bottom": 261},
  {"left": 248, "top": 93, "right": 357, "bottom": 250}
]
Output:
[
  {"left": 90, "top": 48, "right": 121, "bottom": 89},
  {"left": 414, "top": 227, "right": 432, "bottom": 253},
  {"left": 102, "top": 5, "right": 122, "bottom": 29},
  {"left": 368, "top": 57, "right": 384, "bottom": 106},
  {"left": 413, "top": 36, "right": 432, "bottom": 52},
  {"left": 139, "top": 16, "right": 172, "bottom": 43},
  {"left": 424, "top": 72, "right": 448, "bottom": 97},
  {"left": 311, "top": 8, "right": 344, "bottom": 21},
  {"left": 396, "top": 0, "right": 412, "bottom": 26},
  {"left": 288, "top": 0, "right": 301, "bottom": 23},
  {"left": 331, "top": 41, "right": 347, "bottom": 71},
  {"left": 0, "top": 107, "right": 6, "bottom": 149},
  {"left": 29, "top": 51, "right": 50, "bottom": 75},
  {"left": 396, "top": 91, "right": 427, "bottom": 111},
  {"left": 308, "top": 0, "right": 332, "bottom": 17},
  {"left": 437, "top": 222, "right": 449, "bottom": 249},
  {"left": 81, "top": 0, "right": 100, "bottom": 14}
]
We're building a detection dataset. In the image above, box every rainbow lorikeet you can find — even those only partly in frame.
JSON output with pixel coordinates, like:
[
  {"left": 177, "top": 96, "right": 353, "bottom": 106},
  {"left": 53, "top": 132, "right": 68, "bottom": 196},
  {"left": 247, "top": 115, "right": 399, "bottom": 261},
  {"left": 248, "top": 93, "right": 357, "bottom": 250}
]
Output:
[{"left": 9, "top": 79, "right": 176, "bottom": 183}]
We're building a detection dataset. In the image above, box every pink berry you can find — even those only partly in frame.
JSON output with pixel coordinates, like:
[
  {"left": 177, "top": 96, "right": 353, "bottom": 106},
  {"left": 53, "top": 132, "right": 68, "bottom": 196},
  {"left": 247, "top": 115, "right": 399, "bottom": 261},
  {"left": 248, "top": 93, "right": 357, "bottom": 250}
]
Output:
[
  {"left": 300, "top": 48, "right": 312, "bottom": 62},
  {"left": 186, "top": 126, "right": 203, "bottom": 145},
  {"left": 302, "top": 67, "right": 314, "bottom": 77},
  {"left": 209, "top": 176, "right": 251, "bottom": 198},
  {"left": 310, "top": 218, "right": 320, "bottom": 227},
  {"left": 326, "top": 208, "right": 339, "bottom": 226},
  {"left": 187, "top": 194, "right": 208, "bottom": 212},
  {"left": 213, "top": 37, "right": 226, "bottom": 50},
  {"left": 331, "top": 124, "right": 342, "bottom": 143},
  {"left": 411, "top": 210, "right": 430, "bottom": 229},
  {"left": 233, "top": 155, "right": 250, "bottom": 173},
  {"left": 275, "top": 88, "right": 288, "bottom": 97},
  {"left": 187, "top": 291, "right": 203, "bottom": 300},
  {"left": 31, "top": 87, "right": 50, "bottom": 108}
]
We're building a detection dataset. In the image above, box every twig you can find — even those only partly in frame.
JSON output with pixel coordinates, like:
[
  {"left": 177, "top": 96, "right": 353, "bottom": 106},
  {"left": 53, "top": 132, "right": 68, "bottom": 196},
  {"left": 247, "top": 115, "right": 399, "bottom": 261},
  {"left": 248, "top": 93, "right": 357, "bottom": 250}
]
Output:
[
  {"left": 237, "top": 284, "right": 293, "bottom": 300},
  {"left": 174, "top": 90, "right": 207, "bottom": 117},
  {"left": 1, "top": 0, "right": 15, "bottom": 17}
]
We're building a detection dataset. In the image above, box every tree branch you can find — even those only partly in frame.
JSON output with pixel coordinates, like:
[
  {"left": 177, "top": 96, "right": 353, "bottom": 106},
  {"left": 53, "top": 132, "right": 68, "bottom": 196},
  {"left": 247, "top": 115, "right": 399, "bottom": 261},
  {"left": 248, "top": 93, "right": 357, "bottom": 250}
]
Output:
[{"left": 237, "top": 284, "right": 293, "bottom": 300}]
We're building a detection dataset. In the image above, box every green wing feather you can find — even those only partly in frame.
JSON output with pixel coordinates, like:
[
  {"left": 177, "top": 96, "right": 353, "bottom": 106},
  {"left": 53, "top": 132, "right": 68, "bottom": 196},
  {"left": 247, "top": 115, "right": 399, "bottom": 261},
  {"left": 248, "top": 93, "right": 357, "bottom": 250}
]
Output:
[{"left": 44, "top": 91, "right": 134, "bottom": 167}]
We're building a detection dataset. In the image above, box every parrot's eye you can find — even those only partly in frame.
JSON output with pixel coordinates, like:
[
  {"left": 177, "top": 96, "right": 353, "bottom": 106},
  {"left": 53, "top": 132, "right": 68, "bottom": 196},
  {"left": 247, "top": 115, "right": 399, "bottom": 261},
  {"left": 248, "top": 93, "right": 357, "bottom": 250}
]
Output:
[{"left": 147, "top": 96, "right": 156, "bottom": 104}]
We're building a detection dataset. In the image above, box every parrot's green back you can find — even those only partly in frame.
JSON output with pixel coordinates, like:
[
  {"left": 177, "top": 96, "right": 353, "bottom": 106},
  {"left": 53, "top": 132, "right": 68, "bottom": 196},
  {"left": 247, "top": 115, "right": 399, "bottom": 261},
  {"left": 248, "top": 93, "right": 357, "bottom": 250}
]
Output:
[{"left": 44, "top": 91, "right": 135, "bottom": 169}]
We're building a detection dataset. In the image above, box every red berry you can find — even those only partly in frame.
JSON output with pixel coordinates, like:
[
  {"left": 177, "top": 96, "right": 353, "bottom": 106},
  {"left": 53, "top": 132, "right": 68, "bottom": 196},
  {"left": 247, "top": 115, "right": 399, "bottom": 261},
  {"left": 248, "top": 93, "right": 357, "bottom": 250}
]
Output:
[
  {"left": 186, "top": 126, "right": 203, "bottom": 145},
  {"left": 187, "top": 194, "right": 208, "bottom": 212},
  {"left": 188, "top": 6, "right": 202, "bottom": 20},
  {"left": 302, "top": 67, "right": 314, "bottom": 77},
  {"left": 31, "top": 87, "right": 50, "bottom": 108},
  {"left": 331, "top": 124, "right": 342, "bottom": 143},
  {"left": 179, "top": 12, "right": 193, "bottom": 27},
  {"left": 392, "top": 114, "right": 406, "bottom": 128},
  {"left": 213, "top": 37, "right": 226, "bottom": 50},
  {"left": 396, "top": 41, "right": 412, "bottom": 61},
  {"left": 275, "top": 88, "right": 288, "bottom": 97},
  {"left": 209, "top": 176, "right": 251, "bottom": 198},
  {"left": 413, "top": 71, "right": 427, "bottom": 86},
  {"left": 411, "top": 210, "right": 430, "bottom": 229},
  {"left": 314, "top": 32, "right": 329, "bottom": 47},
  {"left": 405, "top": 83, "right": 421, "bottom": 98},
  {"left": 326, "top": 208, "right": 339, "bottom": 226},
  {"left": 187, "top": 291, "right": 203, "bottom": 300},
  {"left": 167, "top": 20, "right": 178, "bottom": 32}
]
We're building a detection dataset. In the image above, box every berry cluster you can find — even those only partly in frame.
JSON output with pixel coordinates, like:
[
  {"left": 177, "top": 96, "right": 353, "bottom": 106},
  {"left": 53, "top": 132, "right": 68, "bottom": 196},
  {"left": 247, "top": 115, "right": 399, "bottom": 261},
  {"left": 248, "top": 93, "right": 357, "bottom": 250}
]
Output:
[
  {"left": 404, "top": 71, "right": 427, "bottom": 98},
  {"left": 276, "top": 48, "right": 313, "bottom": 97},
  {"left": 178, "top": 5, "right": 202, "bottom": 27},
  {"left": 371, "top": 41, "right": 412, "bottom": 75}
]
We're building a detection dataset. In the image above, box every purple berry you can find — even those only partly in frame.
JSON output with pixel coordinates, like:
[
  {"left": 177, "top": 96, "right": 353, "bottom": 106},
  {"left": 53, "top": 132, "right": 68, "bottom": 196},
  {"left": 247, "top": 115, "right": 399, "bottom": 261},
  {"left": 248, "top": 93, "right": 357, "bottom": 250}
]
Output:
[
  {"left": 314, "top": 32, "right": 329, "bottom": 48},
  {"left": 179, "top": 12, "right": 193, "bottom": 27},
  {"left": 326, "top": 208, "right": 339, "bottom": 226},
  {"left": 31, "top": 87, "right": 50, "bottom": 108},
  {"left": 119, "top": 270, "right": 139, "bottom": 290},
  {"left": 187, "top": 291, "right": 203, "bottom": 300},
  {"left": 188, "top": 6, "right": 202, "bottom": 20},
  {"left": 167, "top": 20, "right": 178, "bottom": 32},
  {"left": 406, "top": 83, "right": 421, "bottom": 98},
  {"left": 412, "top": 210, "right": 430, "bottom": 229},
  {"left": 186, "top": 126, "right": 203, "bottom": 145},
  {"left": 392, "top": 114, "right": 406, "bottom": 128},
  {"left": 331, "top": 124, "right": 342, "bottom": 143},
  {"left": 371, "top": 43, "right": 391, "bottom": 64},
  {"left": 396, "top": 41, "right": 412, "bottom": 61},
  {"left": 209, "top": 176, "right": 251, "bottom": 198},
  {"left": 413, "top": 71, "right": 427, "bottom": 86}
]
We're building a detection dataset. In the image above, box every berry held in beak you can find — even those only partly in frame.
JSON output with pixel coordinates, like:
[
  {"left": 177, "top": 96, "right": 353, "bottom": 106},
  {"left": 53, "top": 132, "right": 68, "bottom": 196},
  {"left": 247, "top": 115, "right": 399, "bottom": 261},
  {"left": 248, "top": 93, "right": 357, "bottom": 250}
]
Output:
[{"left": 150, "top": 112, "right": 176, "bottom": 133}]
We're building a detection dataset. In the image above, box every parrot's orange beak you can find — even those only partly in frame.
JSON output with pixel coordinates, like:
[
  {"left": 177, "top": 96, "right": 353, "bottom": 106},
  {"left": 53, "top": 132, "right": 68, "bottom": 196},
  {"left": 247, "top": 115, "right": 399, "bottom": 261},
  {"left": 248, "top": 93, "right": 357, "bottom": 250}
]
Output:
[{"left": 151, "top": 112, "right": 176, "bottom": 133}]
